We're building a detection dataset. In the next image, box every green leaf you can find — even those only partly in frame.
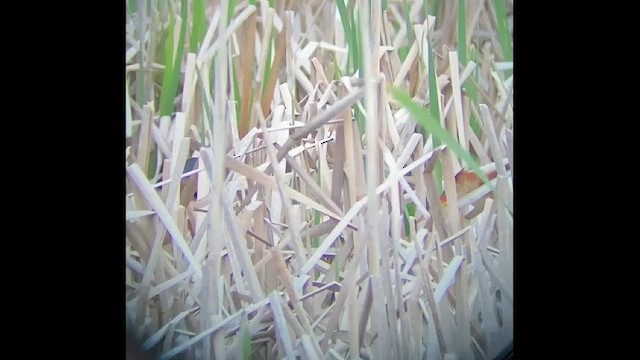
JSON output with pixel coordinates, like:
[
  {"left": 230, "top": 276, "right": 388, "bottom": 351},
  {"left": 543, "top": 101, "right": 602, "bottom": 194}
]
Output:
[
  {"left": 467, "top": 44, "right": 482, "bottom": 138},
  {"left": 403, "top": 202, "right": 415, "bottom": 236},
  {"left": 425, "top": 36, "right": 443, "bottom": 193},
  {"left": 389, "top": 88, "right": 493, "bottom": 189},
  {"left": 335, "top": 0, "right": 352, "bottom": 71},
  {"left": 232, "top": 63, "right": 241, "bottom": 126},
  {"left": 159, "top": 0, "right": 189, "bottom": 117},
  {"left": 457, "top": 0, "right": 467, "bottom": 65},
  {"left": 228, "top": 0, "right": 238, "bottom": 22},
  {"left": 493, "top": 0, "right": 512, "bottom": 62},
  {"left": 261, "top": 31, "right": 274, "bottom": 97},
  {"left": 398, "top": 45, "right": 409, "bottom": 62},
  {"left": 191, "top": 0, "right": 206, "bottom": 52},
  {"left": 402, "top": 0, "right": 413, "bottom": 45},
  {"left": 240, "top": 315, "right": 252, "bottom": 360},
  {"left": 425, "top": 39, "right": 439, "bottom": 124},
  {"left": 127, "top": 0, "right": 137, "bottom": 15},
  {"left": 159, "top": 8, "right": 176, "bottom": 116},
  {"left": 194, "top": 64, "right": 214, "bottom": 143},
  {"left": 349, "top": 6, "right": 360, "bottom": 74},
  {"left": 329, "top": 52, "right": 343, "bottom": 80}
]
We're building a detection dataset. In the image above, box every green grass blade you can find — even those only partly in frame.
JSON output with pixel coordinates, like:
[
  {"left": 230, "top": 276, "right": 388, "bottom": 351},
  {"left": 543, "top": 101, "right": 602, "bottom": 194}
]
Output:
[
  {"left": 261, "top": 31, "right": 274, "bottom": 97},
  {"left": 398, "top": 46, "right": 409, "bottom": 62},
  {"left": 354, "top": 103, "right": 364, "bottom": 134},
  {"left": 159, "top": 7, "right": 176, "bottom": 116},
  {"left": 191, "top": 0, "right": 206, "bottom": 52},
  {"left": 493, "top": 0, "right": 512, "bottom": 62},
  {"left": 457, "top": 0, "right": 467, "bottom": 65},
  {"left": 194, "top": 64, "right": 214, "bottom": 143},
  {"left": 335, "top": 0, "right": 352, "bottom": 71},
  {"left": 350, "top": 1, "right": 363, "bottom": 131},
  {"left": 329, "top": 52, "right": 343, "bottom": 80},
  {"left": 402, "top": 0, "right": 413, "bottom": 45},
  {"left": 228, "top": 0, "right": 239, "bottom": 22},
  {"left": 349, "top": 7, "right": 360, "bottom": 74},
  {"left": 466, "top": 44, "right": 482, "bottom": 137},
  {"left": 127, "top": 0, "right": 137, "bottom": 14},
  {"left": 433, "top": 0, "right": 441, "bottom": 23},
  {"left": 458, "top": 0, "right": 482, "bottom": 137},
  {"left": 260, "top": 2, "right": 277, "bottom": 96},
  {"left": 390, "top": 87, "right": 493, "bottom": 189},
  {"left": 425, "top": 36, "right": 443, "bottom": 193},
  {"left": 240, "top": 317, "right": 251, "bottom": 360},
  {"left": 159, "top": 0, "right": 188, "bottom": 116},
  {"left": 426, "top": 39, "right": 439, "bottom": 122},
  {"left": 134, "top": 0, "right": 147, "bottom": 104},
  {"left": 392, "top": 0, "right": 411, "bottom": 120},
  {"left": 232, "top": 63, "right": 241, "bottom": 127},
  {"left": 403, "top": 202, "right": 415, "bottom": 237}
]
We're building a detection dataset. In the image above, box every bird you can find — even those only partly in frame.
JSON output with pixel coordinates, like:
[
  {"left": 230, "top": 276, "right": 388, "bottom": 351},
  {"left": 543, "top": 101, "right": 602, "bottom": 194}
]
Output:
[{"left": 439, "top": 161, "right": 510, "bottom": 207}]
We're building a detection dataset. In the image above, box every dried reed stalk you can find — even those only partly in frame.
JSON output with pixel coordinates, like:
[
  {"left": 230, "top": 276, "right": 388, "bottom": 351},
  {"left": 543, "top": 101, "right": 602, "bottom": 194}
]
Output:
[{"left": 125, "top": 1, "right": 513, "bottom": 358}]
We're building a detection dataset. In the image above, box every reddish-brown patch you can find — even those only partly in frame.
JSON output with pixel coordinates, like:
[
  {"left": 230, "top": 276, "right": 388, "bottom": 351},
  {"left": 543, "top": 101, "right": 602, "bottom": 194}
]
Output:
[{"left": 440, "top": 168, "right": 499, "bottom": 206}]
